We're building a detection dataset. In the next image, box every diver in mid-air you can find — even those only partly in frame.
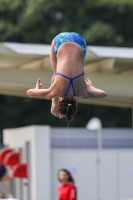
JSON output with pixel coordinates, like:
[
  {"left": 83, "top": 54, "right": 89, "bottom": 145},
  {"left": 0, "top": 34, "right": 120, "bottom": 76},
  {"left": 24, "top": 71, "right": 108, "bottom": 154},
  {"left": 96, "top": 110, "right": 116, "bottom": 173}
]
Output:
[{"left": 27, "top": 32, "right": 106, "bottom": 122}]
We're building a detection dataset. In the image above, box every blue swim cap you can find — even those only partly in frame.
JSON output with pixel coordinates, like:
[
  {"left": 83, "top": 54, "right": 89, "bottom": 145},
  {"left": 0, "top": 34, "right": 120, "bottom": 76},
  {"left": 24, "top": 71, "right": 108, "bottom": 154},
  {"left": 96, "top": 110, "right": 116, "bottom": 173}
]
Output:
[{"left": 0, "top": 162, "right": 6, "bottom": 179}]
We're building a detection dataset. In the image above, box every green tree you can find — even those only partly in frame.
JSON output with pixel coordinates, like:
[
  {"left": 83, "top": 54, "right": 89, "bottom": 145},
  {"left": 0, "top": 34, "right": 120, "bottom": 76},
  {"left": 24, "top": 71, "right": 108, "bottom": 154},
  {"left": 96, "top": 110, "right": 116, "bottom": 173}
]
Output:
[
  {"left": 0, "top": 0, "right": 133, "bottom": 46},
  {"left": 0, "top": 0, "right": 132, "bottom": 139},
  {"left": 0, "top": 95, "right": 131, "bottom": 131}
]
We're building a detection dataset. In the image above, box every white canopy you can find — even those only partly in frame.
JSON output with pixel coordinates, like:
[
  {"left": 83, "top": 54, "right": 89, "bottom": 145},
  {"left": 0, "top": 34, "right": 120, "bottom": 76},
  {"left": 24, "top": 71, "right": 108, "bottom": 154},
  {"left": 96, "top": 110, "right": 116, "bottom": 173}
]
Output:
[{"left": 0, "top": 42, "right": 133, "bottom": 108}]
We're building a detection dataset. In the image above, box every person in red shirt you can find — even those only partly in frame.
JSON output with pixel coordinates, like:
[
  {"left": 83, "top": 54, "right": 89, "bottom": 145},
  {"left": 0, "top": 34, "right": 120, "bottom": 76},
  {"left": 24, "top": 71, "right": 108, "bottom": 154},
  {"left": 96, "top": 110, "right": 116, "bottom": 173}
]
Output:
[{"left": 57, "top": 169, "right": 77, "bottom": 200}]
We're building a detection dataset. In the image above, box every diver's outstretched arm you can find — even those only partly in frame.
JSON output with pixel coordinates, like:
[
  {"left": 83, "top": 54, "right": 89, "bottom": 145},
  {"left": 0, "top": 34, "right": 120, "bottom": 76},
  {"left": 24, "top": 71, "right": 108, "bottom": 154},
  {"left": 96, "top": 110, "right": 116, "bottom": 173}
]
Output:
[
  {"left": 26, "top": 78, "right": 53, "bottom": 98},
  {"left": 86, "top": 78, "right": 107, "bottom": 98},
  {"left": 27, "top": 88, "right": 51, "bottom": 98}
]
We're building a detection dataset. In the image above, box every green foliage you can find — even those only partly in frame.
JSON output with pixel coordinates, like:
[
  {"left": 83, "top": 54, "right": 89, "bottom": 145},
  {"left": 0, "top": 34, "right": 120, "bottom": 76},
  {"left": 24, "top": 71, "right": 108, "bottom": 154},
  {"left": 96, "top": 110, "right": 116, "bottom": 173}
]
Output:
[
  {"left": 0, "top": 0, "right": 132, "bottom": 133},
  {"left": 0, "top": 0, "right": 133, "bottom": 46},
  {"left": 0, "top": 95, "right": 131, "bottom": 131}
]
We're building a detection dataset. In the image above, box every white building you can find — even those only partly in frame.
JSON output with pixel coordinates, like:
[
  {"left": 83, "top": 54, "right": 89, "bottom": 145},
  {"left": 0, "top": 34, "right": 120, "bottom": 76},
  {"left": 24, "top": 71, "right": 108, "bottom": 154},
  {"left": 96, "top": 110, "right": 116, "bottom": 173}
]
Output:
[{"left": 1, "top": 125, "right": 133, "bottom": 200}]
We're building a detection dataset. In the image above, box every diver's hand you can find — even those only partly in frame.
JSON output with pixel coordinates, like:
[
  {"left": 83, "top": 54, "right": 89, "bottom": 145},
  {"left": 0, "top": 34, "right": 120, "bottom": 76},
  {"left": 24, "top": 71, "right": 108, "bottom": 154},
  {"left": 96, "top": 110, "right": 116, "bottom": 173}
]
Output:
[
  {"left": 35, "top": 78, "right": 43, "bottom": 89},
  {"left": 85, "top": 78, "right": 93, "bottom": 89}
]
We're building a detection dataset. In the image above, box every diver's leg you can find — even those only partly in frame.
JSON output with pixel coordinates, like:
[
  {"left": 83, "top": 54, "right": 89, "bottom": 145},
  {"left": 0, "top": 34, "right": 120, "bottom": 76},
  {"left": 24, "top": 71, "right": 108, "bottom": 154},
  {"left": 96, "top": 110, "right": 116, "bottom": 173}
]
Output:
[{"left": 50, "top": 39, "right": 57, "bottom": 84}]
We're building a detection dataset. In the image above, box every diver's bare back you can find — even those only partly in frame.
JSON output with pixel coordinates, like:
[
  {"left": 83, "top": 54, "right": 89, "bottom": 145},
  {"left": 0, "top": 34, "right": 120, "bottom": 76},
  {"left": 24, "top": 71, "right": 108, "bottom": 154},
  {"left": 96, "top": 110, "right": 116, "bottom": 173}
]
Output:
[{"left": 52, "top": 42, "right": 87, "bottom": 97}]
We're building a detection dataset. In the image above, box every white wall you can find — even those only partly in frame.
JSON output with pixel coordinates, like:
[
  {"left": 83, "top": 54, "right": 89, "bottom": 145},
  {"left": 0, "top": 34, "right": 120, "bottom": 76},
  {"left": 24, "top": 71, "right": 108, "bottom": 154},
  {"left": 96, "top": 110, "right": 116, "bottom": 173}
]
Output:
[
  {"left": 3, "top": 125, "right": 51, "bottom": 200},
  {"left": 119, "top": 151, "right": 133, "bottom": 200},
  {"left": 3, "top": 126, "right": 133, "bottom": 200},
  {"left": 51, "top": 149, "right": 133, "bottom": 200}
]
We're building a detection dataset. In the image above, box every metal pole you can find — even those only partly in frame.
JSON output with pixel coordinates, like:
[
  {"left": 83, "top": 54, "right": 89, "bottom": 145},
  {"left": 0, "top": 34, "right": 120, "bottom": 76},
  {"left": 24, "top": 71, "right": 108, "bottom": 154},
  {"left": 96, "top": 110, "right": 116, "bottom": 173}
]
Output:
[
  {"left": 25, "top": 142, "right": 31, "bottom": 200},
  {"left": 19, "top": 148, "right": 23, "bottom": 200},
  {"left": 97, "top": 129, "right": 102, "bottom": 200}
]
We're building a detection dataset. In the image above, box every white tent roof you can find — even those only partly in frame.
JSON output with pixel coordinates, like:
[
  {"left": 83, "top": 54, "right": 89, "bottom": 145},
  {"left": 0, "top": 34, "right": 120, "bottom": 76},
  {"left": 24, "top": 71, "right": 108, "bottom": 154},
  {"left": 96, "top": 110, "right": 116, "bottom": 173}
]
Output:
[
  {"left": 0, "top": 42, "right": 133, "bottom": 108},
  {"left": 3, "top": 42, "right": 51, "bottom": 55},
  {"left": 88, "top": 46, "right": 133, "bottom": 58},
  {"left": 3, "top": 42, "right": 133, "bottom": 58}
]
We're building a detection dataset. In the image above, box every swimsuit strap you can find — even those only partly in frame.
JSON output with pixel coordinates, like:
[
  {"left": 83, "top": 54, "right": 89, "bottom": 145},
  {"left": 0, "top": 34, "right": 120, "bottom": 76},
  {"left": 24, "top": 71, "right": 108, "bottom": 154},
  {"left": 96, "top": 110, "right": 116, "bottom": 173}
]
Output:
[
  {"left": 64, "top": 79, "right": 73, "bottom": 96},
  {"left": 56, "top": 70, "right": 84, "bottom": 96},
  {"left": 72, "top": 71, "right": 85, "bottom": 79},
  {"left": 55, "top": 71, "right": 70, "bottom": 80}
]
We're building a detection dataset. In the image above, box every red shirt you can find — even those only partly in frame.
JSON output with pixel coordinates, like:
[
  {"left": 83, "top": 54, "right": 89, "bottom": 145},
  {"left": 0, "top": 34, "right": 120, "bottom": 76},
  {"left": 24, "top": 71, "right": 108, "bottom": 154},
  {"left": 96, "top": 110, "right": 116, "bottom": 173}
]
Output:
[{"left": 58, "top": 183, "right": 77, "bottom": 200}]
